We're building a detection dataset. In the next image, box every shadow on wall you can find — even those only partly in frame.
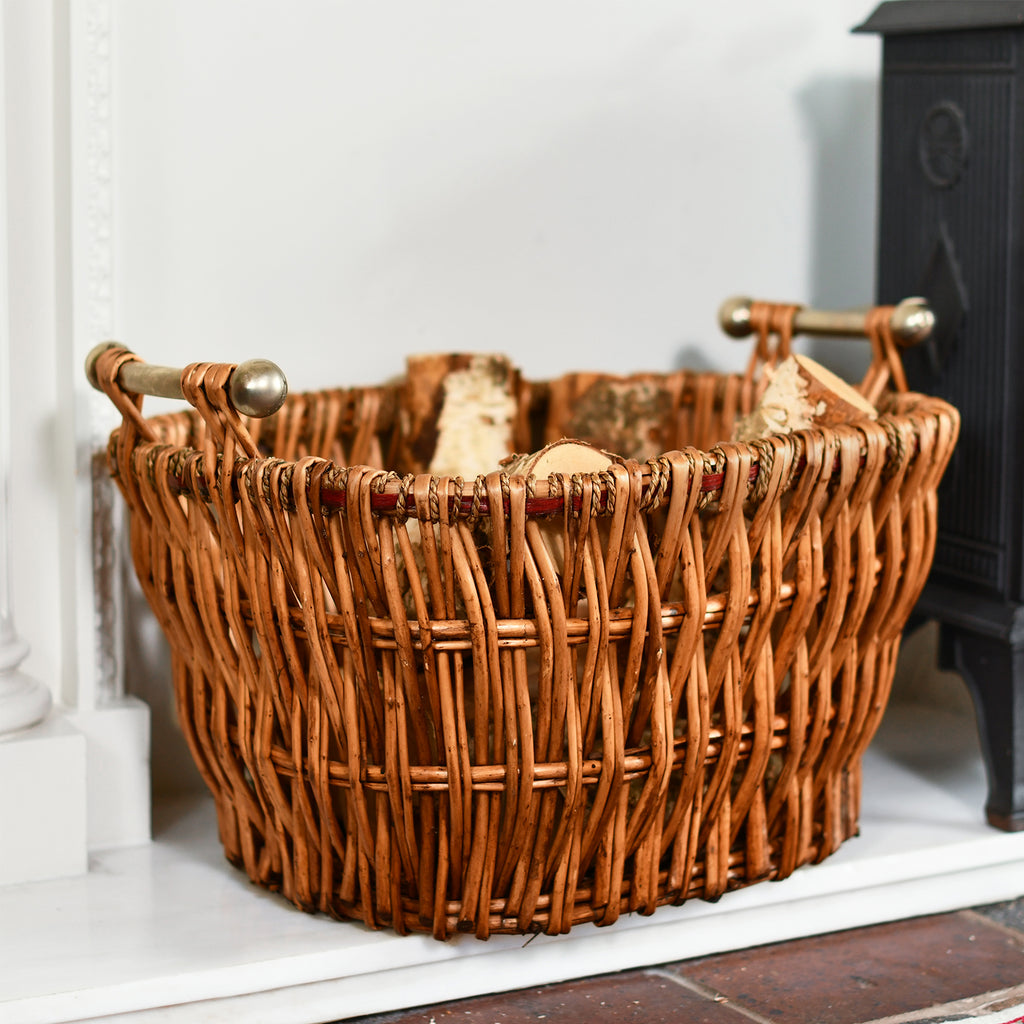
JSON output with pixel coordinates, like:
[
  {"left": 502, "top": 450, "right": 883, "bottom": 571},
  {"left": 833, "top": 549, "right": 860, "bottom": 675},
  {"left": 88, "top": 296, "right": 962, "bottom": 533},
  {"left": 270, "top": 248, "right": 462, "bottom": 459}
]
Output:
[
  {"left": 671, "top": 76, "right": 881, "bottom": 385},
  {"left": 799, "top": 74, "right": 879, "bottom": 383}
]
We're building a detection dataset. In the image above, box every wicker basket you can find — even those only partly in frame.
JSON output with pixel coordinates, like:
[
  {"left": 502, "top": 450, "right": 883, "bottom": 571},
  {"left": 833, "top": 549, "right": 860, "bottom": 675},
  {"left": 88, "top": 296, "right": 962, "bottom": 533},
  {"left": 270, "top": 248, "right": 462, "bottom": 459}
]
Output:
[{"left": 92, "top": 301, "right": 958, "bottom": 940}]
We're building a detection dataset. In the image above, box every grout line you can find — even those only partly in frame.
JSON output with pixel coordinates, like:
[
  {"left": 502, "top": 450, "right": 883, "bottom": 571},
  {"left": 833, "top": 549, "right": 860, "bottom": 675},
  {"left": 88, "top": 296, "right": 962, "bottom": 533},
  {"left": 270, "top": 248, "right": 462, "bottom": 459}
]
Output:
[
  {"left": 961, "top": 909, "right": 1024, "bottom": 944},
  {"left": 643, "top": 967, "right": 777, "bottom": 1024}
]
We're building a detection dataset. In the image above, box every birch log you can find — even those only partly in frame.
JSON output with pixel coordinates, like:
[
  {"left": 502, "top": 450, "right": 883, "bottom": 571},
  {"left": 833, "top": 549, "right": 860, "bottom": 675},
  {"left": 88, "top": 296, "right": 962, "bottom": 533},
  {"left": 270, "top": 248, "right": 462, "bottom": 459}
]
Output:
[
  {"left": 399, "top": 353, "right": 521, "bottom": 476},
  {"left": 732, "top": 354, "right": 877, "bottom": 443}
]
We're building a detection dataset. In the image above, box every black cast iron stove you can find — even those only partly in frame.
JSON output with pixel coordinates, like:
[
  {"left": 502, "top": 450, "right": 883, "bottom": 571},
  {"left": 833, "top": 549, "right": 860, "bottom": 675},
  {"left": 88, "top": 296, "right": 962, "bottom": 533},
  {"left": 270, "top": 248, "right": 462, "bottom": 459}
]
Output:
[{"left": 857, "top": 0, "right": 1024, "bottom": 830}]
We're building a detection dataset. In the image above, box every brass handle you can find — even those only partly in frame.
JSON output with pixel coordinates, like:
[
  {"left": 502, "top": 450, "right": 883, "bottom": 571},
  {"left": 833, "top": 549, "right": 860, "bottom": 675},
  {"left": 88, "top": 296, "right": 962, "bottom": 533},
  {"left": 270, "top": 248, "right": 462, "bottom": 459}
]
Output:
[
  {"left": 85, "top": 341, "right": 288, "bottom": 418},
  {"left": 718, "top": 296, "right": 935, "bottom": 346}
]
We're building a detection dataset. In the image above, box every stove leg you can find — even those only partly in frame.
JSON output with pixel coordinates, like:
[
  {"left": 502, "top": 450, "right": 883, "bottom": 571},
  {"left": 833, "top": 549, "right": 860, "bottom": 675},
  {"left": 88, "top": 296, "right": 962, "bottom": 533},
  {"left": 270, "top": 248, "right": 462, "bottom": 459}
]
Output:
[{"left": 943, "top": 626, "right": 1024, "bottom": 831}]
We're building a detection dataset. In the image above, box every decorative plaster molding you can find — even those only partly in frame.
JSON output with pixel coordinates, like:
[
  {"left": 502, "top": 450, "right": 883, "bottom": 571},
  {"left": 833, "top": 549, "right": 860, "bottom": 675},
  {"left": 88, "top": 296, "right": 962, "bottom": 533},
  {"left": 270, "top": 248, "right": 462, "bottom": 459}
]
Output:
[
  {"left": 84, "top": 0, "right": 113, "bottom": 356},
  {"left": 67, "top": 0, "right": 150, "bottom": 849},
  {"left": 76, "top": 0, "right": 122, "bottom": 708}
]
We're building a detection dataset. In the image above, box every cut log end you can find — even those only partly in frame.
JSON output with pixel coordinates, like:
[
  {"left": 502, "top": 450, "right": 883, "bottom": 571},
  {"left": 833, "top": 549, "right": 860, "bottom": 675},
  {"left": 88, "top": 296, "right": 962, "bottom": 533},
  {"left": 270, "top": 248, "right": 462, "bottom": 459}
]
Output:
[
  {"left": 502, "top": 438, "right": 616, "bottom": 479},
  {"left": 733, "top": 354, "right": 877, "bottom": 443}
]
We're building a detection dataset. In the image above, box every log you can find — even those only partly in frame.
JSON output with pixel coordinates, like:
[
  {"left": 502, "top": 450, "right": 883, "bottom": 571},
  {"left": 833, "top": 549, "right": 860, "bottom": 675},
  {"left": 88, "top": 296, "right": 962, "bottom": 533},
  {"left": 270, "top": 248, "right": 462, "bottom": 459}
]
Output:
[
  {"left": 398, "top": 353, "right": 521, "bottom": 476},
  {"left": 732, "top": 354, "right": 877, "bottom": 443},
  {"left": 545, "top": 372, "right": 676, "bottom": 461}
]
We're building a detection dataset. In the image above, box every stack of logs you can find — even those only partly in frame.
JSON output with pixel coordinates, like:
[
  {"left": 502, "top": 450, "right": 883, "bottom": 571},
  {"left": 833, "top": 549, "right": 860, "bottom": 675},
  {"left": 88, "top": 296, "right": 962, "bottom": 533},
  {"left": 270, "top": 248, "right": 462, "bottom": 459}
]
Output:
[{"left": 401, "top": 349, "right": 877, "bottom": 482}]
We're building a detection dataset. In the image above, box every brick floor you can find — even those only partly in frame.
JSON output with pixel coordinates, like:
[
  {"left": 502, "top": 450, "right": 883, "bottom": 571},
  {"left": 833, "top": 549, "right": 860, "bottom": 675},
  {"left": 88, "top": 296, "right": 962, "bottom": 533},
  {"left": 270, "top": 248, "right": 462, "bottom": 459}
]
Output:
[{"left": 346, "top": 899, "right": 1024, "bottom": 1024}]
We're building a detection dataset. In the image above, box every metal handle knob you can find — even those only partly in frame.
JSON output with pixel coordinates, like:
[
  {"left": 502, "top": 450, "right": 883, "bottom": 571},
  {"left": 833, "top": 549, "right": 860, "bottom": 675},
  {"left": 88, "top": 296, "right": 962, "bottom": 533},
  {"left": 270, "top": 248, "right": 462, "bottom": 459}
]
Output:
[{"left": 85, "top": 342, "right": 288, "bottom": 418}]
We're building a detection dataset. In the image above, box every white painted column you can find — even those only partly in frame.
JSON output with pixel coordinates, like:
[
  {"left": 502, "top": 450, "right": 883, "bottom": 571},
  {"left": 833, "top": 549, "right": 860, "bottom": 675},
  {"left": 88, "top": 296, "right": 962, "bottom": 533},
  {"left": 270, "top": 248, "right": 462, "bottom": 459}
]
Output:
[
  {"left": 0, "top": 532, "right": 52, "bottom": 736},
  {"left": 0, "top": 441, "right": 52, "bottom": 735},
  {"left": 0, "top": 0, "right": 87, "bottom": 886},
  {"left": 0, "top": 0, "right": 50, "bottom": 739}
]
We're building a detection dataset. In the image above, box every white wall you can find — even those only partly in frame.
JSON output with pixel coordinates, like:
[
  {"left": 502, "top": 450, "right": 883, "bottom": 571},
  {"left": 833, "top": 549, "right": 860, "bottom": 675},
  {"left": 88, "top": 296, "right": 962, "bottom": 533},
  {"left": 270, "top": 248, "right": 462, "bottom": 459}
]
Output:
[{"left": 113, "top": 1, "right": 881, "bottom": 392}]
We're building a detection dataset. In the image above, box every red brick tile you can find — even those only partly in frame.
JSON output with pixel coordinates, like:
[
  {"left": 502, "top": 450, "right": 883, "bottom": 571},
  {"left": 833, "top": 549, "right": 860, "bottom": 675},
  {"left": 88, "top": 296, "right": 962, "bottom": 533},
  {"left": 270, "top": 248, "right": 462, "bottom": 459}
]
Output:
[
  {"left": 347, "top": 969, "right": 755, "bottom": 1023},
  {"left": 670, "top": 911, "right": 1024, "bottom": 1024}
]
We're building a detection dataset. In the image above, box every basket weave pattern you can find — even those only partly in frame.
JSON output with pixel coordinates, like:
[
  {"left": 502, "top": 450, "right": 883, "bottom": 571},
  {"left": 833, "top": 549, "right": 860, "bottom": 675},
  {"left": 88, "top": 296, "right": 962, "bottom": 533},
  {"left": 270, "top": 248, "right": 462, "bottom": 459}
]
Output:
[{"left": 96, "top": 313, "right": 959, "bottom": 939}]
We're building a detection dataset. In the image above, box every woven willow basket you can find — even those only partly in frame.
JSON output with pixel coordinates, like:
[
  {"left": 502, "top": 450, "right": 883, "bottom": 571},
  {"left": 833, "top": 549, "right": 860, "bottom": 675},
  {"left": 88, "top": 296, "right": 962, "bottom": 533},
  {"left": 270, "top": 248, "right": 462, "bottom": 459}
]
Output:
[{"left": 93, "top": 302, "right": 958, "bottom": 940}]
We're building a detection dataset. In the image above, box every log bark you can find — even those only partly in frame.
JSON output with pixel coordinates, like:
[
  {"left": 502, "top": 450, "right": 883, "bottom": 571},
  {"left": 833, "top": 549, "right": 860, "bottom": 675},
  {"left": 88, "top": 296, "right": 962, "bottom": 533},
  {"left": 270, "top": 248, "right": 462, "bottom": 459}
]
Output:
[{"left": 544, "top": 373, "right": 679, "bottom": 461}]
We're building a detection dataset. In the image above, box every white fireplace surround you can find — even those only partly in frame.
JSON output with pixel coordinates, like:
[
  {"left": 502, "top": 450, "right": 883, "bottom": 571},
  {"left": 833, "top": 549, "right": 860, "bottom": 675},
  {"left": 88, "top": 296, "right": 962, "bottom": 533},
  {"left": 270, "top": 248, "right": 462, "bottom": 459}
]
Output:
[
  {"left": 2, "top": 0, "right": 149, "bottom": 873},
  {"left": 2, "top": 1, "right": 1022, "bottom": 1019}
]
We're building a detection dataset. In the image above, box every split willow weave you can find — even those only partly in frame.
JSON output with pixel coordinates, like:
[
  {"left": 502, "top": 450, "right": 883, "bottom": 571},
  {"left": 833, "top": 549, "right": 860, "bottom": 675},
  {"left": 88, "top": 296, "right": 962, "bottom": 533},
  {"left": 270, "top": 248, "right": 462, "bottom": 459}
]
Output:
[{"left": 94, "top": 303, "right": 959, "bottom": 939}]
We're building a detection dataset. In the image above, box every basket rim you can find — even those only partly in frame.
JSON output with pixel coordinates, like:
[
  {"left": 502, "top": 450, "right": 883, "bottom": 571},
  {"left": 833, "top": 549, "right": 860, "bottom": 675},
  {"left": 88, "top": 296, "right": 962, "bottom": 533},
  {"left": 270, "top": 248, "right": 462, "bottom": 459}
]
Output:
[{"left": 109, "top": 389, "right": 957, "bottom": 522}]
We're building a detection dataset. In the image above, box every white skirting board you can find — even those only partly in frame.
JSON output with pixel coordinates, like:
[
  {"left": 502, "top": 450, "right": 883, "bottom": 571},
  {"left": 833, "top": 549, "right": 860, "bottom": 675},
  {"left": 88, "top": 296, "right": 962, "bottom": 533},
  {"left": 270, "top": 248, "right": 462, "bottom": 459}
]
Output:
[{"left": 2, "top": 700, "right": 1023, "bottom": 1024}]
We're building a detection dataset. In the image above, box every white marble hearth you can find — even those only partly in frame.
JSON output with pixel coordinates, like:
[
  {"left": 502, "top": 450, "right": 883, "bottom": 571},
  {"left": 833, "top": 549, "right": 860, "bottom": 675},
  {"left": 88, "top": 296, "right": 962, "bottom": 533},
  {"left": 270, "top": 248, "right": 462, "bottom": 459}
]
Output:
[{"left": 2, "top": 701, "right": 1023, "bottom": 1024}]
